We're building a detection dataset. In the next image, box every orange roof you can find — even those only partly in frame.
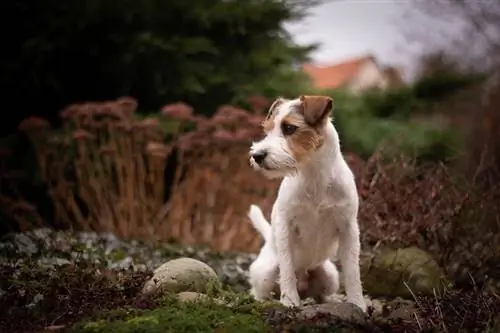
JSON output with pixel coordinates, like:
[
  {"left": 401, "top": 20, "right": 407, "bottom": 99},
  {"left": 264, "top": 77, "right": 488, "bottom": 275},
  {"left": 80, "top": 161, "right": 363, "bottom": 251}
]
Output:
[{"left": 303, "top": 55, "right": 375, "bottom": 89}]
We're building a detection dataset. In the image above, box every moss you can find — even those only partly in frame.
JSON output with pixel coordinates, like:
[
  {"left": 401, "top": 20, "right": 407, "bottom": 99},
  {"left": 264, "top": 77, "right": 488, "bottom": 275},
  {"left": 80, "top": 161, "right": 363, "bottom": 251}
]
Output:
[
  {"left": 71, "top": 292, "right": 273, "bottom": 333},
  {"left": 363, "top": 247, "right": 447, "bottom": 298},
  {"left": 107, "top": 248, "right": 128, "bottom": 262}
]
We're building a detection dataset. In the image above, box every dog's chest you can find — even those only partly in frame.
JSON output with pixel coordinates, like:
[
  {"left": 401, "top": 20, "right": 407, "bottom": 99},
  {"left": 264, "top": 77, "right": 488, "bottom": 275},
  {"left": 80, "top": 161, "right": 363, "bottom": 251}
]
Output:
[
  {"left": 287, "top": 193, "right": 340, "bottom": 268},
  {"left": 290, "top": 205, "right": 337, "bottom": 241},
  {"left": 275, "top": 176, "right": 352, "bottom": 268}
]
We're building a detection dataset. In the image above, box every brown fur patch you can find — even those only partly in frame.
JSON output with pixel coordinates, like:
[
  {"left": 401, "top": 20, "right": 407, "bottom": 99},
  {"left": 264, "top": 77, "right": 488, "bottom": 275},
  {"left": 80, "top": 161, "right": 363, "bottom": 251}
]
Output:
[
  {"left": 299, "top": 95, "right": 333, "bottom": 126},
  {"left": 282, "top": 112, "right": 325, "bottom": 163},
  {"left": 262, "top": 97, "right": 285, "bottom": 133}
]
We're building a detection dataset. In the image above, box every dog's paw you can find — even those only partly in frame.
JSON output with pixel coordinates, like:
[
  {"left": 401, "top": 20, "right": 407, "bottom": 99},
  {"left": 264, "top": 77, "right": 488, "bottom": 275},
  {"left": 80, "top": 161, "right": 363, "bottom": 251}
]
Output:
[
  {"left": 280, "top": 292, "right": 301, "bottom": 307},
  {"left": 348, "top": 297, "right": 367, "bottom": 313}
]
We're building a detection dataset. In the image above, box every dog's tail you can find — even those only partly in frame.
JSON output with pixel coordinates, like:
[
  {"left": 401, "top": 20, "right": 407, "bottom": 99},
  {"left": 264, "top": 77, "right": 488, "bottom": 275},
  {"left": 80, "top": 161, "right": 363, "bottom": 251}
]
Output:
[{"left": 248, "top": 204, "right": 271, "bottom": 242}]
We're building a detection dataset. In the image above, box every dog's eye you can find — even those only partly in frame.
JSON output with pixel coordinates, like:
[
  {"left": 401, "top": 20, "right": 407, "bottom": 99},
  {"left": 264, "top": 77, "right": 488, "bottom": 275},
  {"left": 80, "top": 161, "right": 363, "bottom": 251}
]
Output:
[{"left": 281, "top": 123, "right": 298, "bottom": 135}]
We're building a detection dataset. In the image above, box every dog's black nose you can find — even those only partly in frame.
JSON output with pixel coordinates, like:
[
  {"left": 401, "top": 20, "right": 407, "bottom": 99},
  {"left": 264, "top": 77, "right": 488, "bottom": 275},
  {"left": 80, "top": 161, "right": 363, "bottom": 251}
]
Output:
[{"left": 252, "top": 151, "right": 267, "bottom": 165}]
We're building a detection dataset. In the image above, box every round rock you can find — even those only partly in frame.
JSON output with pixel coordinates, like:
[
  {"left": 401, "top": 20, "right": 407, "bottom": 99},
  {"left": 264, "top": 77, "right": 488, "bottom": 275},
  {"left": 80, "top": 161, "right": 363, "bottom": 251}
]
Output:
[
  {"left": 362, "top": 247, "right": 445, "bottom": 298},
  {"left": 141, "top": 257, "right": 219, "bottom": 296},
  {"left": 300, "top": 302, "right": 367, "bottom": 325}
]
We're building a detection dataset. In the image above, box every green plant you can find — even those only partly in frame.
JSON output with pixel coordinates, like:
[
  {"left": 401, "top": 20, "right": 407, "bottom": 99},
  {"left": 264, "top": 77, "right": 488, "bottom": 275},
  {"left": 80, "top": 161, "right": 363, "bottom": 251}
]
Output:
[
  {"left": 360, "top": 88, "right": 422, "bottom": 119},
  {"left": 4, "top": 0, "right": 319, "bottom": 122},
  {"left": 413, "top": 72, "right": 486, "bottom": 102}
]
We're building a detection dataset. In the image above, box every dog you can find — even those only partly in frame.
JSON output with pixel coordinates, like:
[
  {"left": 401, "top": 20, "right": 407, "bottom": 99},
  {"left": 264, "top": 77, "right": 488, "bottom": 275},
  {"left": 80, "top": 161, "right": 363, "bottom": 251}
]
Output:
[
  {"left": 248, "top": 203, "right": 340, "bottom": 304},
  {"left": 247, "top": 95, "right": 366, "bottom": 311}
]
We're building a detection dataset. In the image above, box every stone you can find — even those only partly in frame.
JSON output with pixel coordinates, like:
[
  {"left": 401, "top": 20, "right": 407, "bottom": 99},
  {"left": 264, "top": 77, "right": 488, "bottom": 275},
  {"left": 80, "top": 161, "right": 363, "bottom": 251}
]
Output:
[
  {"left": 300, "top": 302, "right": 367, "bottom": 325},
  {"left": 141, "top": 257, "right": 219, "bottom": 296},
  {"left": 361, "top": 246, "right": 446, "bottom": 298},
  {"left": 13, "top": 233, "right": 38, "bottom": 255}
]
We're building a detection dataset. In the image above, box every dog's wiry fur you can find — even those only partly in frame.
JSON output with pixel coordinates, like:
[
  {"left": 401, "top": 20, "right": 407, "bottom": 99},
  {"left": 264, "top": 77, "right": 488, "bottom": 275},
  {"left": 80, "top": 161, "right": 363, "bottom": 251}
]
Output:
[{"left": 247, "top": 95, "right": 366, "bottom": 311}]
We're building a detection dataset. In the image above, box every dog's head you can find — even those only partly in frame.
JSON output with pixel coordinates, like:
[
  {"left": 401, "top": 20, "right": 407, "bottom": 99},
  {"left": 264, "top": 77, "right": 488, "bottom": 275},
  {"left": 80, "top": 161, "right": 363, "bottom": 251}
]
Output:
[{"left": 249, "top": 95, "right": 334, "bottom": 179}]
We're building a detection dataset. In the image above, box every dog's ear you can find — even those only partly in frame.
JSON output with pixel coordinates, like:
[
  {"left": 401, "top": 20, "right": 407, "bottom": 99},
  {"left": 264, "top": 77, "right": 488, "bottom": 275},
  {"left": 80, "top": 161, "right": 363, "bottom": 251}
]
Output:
[
  {"left": 266, "top": 97, "right": 285, "bottom": 120},
  {"left": 299, "top": 95, "right": 333, "bottom": 126}
]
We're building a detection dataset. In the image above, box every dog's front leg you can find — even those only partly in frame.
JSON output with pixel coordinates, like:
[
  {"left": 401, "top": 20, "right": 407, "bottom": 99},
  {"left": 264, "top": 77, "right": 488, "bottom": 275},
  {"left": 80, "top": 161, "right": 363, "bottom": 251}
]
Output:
[
  {"left": 338, "top": 219, "right": 366, "bottom": 312},
  {"left": 274, "top": 215, "right": 300, "bottom": 307}
]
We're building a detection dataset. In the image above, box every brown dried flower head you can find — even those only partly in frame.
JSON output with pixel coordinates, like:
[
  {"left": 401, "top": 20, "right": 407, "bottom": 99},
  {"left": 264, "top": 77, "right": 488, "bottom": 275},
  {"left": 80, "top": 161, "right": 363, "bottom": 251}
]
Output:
[
  {"left": 79, "top": 103, "right": 100, "bottom": 116},
  {"left": 98, "top": 101, "right": 121, "bottom": 117},
  {"left": 213, "top": 129, "right": 236, "bottom": 142},
  {"left": 161, "top": 102, "right": 194, "bottom": 120},
  {"left": 216, "top": 105, "right": 250, "bottom": 121},
  {"left": 134, "top": 118, "right": 160, "bottom": 129},
  {"left": 114, "top": 121, "right": 133, "bottom": 132},
  {"left": 233, "top": 128, "right": 255, "bottom": 142},
  {"left": 72, "top": 129, "right": 94, "bottom": 140},
  {"left": 18, "top": 116, "right": 51, "bottom": 133},
  {"left": 196, "top": 119, "right": 216, "bottom": 133},
  {"left": 116, "top": 96, "right": 138, "bottom": 117},
  {"left": 146, "top": 141, "right": 171, "bottom": 158},
  {"left": 247, "top": 95, "right": 272, "bottom": 113},
  {"left": 247, "top": 115, "right": 265, "bottom": 126},
  {"left": 60, "top": 104, "right": 82, "bottom": 120},
  {"left": 211, "top": 113, "right": 235, "bottom": 126}
]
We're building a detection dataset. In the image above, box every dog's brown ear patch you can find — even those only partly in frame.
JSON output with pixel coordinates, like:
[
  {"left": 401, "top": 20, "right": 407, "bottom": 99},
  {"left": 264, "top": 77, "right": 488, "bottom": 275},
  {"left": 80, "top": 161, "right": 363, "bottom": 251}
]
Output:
[{"left": 299, "top": 95, "right": 333, "bottom": 126}]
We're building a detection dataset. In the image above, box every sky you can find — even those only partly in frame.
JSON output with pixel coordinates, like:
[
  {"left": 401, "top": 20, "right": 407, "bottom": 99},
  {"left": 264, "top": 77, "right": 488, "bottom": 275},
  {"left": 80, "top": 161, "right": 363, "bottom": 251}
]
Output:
[{"left": 284, "top": 0, "right": 467, "bottom": 81}]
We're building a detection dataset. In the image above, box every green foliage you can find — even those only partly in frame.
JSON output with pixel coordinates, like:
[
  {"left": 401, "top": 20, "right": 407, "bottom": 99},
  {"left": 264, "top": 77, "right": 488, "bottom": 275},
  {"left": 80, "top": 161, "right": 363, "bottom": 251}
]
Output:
[
  {"left": 313, "top": 81, "right": 467, "bottom": 162},
  {"left": 334, "top": 112, "right": 462, "bottom": 161},
  {"left": 359, "top": 88, "right": 422, "bottom": 119},
  {"left": 412, "top": 72, "right": 486, "bottom": 102},
  {"left": 71, "top": 293, "right": 272, "bottom": 333},
  {"left": 3, "top": 0, "right": 318, "bottom": 119}
]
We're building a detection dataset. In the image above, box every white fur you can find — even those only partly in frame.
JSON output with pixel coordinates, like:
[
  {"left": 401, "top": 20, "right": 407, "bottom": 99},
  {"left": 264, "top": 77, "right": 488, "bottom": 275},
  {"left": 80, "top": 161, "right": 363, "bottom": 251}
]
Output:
[
  {"left": 247, "top": 97, "right": 366, "bottom": 311},
  {"left": 249, "top": 99, "right": 303, "bottom": 179}
]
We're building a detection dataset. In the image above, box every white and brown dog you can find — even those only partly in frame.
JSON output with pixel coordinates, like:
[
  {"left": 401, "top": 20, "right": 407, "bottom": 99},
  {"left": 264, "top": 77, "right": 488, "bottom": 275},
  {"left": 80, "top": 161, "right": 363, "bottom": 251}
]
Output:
[{"left": 247, "top": 95, "right": 366, "bottom": 311}]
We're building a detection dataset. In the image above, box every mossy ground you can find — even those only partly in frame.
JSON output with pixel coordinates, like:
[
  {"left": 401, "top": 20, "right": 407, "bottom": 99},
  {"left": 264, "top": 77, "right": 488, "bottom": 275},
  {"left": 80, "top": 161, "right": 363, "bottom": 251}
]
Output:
[
  {"left": 1, "top": 231, "right": 500, "bottom": 333},
  {"left": 70, "top": 289, "right": 379, "bottom": 333},
  {"left": 72, "top": 293, "right": 272, "bottom": 333}
]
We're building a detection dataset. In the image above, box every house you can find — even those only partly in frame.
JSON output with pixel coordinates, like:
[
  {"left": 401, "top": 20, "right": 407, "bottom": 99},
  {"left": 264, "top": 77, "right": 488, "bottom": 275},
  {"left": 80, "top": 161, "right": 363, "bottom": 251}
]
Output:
[{"left": 303, "top": 55, "right": 405, "bottom": 93}]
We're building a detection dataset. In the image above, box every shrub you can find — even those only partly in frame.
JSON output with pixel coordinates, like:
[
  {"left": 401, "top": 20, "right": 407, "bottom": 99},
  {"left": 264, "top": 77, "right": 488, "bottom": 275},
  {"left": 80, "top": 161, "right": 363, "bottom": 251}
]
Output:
[
  {"left": 357, "top": 152, "right": 500, "bottom": 290},
  {"left": 312, "top": 87, "right": 464, "bottom": 161},
  {"left": 334, "top": 110, "right": 462, "bottom": 161},
  {"left": 17, "top": 98, "right": 175, "bottom": 237},
  {"left": 413, "top": 72, "right": 486, "bottom": 102},
  {"left": 14, "top": 97, "right": 277, "bottom": 252},
  {"left": 360, "top": 88, "right": 420, "bottom": 119}
]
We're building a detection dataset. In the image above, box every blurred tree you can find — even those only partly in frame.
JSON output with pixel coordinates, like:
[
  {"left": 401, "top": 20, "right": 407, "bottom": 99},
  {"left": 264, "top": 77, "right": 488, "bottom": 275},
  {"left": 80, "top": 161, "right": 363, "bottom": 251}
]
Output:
[
  {"left": 0, "top": 0, "right": 320, "bottom": 133},
  {"left": 412, "top": 50, "right": 486, "bottom": 103},
  {"left": 402, "top": 0, "right": 500, "bottom": 73},
  {"left": 403, "top": 0, "right": 500, "bottom": 186},
  {"left": 414, "top": 51, "right": 462, "bottom": 79}
]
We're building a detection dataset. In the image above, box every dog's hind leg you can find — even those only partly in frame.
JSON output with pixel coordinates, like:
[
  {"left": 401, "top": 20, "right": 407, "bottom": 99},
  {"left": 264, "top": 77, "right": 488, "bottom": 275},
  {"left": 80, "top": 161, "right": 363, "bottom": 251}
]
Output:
[
  {"left": 248, "top": 247, "right": 279, "bottom": 301},
  {"left": 307, "top": 260, "right": 340, "bottom": 304}
]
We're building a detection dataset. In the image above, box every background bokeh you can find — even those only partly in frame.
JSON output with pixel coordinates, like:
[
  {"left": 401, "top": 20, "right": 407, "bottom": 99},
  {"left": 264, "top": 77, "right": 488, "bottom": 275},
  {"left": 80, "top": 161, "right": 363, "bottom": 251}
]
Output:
[{"left": 1, "top": 1, "right": 500, "bottom": 332}]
